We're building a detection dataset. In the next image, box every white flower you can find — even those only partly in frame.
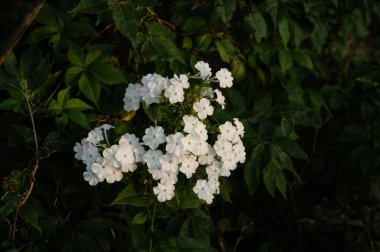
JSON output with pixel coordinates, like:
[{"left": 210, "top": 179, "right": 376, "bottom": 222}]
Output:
[
  {"left": 216, "top": 68, "right": 233, "bottom": 88},
  {"left": 143, "top": 149, "right": 163, "bottom": 170},
  {"left": 87, "top": 129, "right": 103, "bottom": 145},
  {"left": 170, "top": 74, "right": 189, "bottom": 89},
  {"left": 208, "top": 179, "right": 220, "bottom": 194},
  {"left": 143, "top": 126, "right": 166, "bottom": 150},
  {"left": 183, "top": 115, "right": 200, "bottom": 134},
  {"left": 195, "top": 61, "right": 212, "bottom": 80},
  {"left": 115, "top": 144, "right": 136, "bottom": 172},
  {"left": 103, "top": 145, "right": 121, "bottom": 168},
  {"left": 153, "top": 183, "right": 175, "bottom": 202},
  {"left": 201, "top": 87, "right": 214, "bottom": 99},
  {"left": 193, "top": 179, "right": 214, "bottom": 204},
  {"left": 164, "top": 85, "right": 184, "bottom": 104},
  {"left": 213, "top": 138, "right": 233, "bottom": 157},
  {"left": 219, "top": 121, "right": 237, "bottom": 142},
  {"left": 192, "top": 140, "right": 209, "bottom": 156},
  {"left": 179, "top": 154, "right": 199, "bottom": 178},
  {"left": 105, "top": 166, "right": 123, "bottom": 183},
  {"left": 233, "top": 140, "right": 246, "bottom": 163},
  {"left": 73, "top": 142, "right": 83, "bottom": 160},
  {"left": 82, "top": 146, "right": 100, "bottom": 167},
  {"left": 206, "top": 161, "right": 221, "bottom": 180},
  {"left": 140, "top": 73, "right": 169, "bottom": 105},
  {"left": 166, "top": 132, "right": 184, "bottom": 156},
  {"left": 181, "top": 134, "right": 199, "bottom": 154},
  {"left": 119, "top": 133, "right": 140, "bottom": 148},
  {"left": 214, "top": 89, "right": 225, "bottom": 109},
  {"left": 160, "top": 171, "right": 178, "bottom": 185},
  {"left": 91, "top": 157, "right": 110, "bottom": 182},
  {"left": 123, "top": 84, "right": 141, "bottom": 112},
  {"left": 133, "top": 145, "right": 146, "bottom": 163},
  {"left": 198, "top": 144, "right": 216, "bottom": 165},
  {"left": 160, "top": 153, "right": 180, "bottom": 173},
  {"left": 233, "top": 118, "right": 245, "bottom": 137},
  {"left": 193, "top": 98, "right": 214, "bottom": 120},
  {"left": 83, "top": 171, "right": 99, "bottom": 186}
]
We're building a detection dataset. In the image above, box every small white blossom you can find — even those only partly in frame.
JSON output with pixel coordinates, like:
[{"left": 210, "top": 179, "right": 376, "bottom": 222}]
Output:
[
  {"left": 123, "top": 84, "right": 141, "bottom": 112},
  {"left": 198, "top": 144, "right": 216, "bottom": 165},
  {"left": 83, "top": 171, "right": 99, "bottom": 186},
  {"left": 166, "top": 132, "right": 184, "bottom": 156},
  {"left": 170, "top": 74, "right": 190, "bottom": 89},
  {"left": 153, "top": 183, "right": 175, "bottom": 202},
  {"left": 143, "top": 126, "right": 166, "bottom": 150},
  {"left": 159, "top": 153, "right": 180, "bottom": 173},
  {"left": 195, "top": 61, "right": 212, "bottom": 80},
  {"left": 214, "top": 89, "right": 225, "bottom": 109},
  {"left": 193, "top": 98, "right": 214, "bottom": 120},
  {"left": 164, "top": 85, "right": 185, "bottom": 104},
  {"left": 214, "top": 138, "right": 233, "bottom": 157},
  {"left": 219, "top": 121, "right": 237, "bottom": 142},
  {"left": 233, "top": 118, "right": 245, "bottom": 137},
  {"left": 193, "top": 179, "right": 214, "bottom": 204},
  {"left": 143, "top": 149, "right": 163, "bottom": 170},
  {"left": 179, "top": 154, "right": 199, "bottom": 178},
  {"left": 206, "top": 161, "right": 221, "bottom": 180},
  {"left": 216, "top": 68, "right": 233, "bottom": 88},
  {"left": 105, "top": 166, "right": 123, "bottom": 183},
  {"left": 91, "top": 157, "right": 110, "bottom": 182}
]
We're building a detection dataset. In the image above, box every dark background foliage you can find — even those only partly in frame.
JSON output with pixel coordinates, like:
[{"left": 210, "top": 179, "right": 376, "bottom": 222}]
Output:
[{"left": 1, "top": 0, "right": 380, "bottom": 251}]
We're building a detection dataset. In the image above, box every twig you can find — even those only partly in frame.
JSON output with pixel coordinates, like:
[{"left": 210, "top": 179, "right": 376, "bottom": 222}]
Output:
[
  {"left": 146, "top": 7, "right": 176, "bottom": 30},
  {"left": 0, "top": 0, "right": 45, "bottom": 65}
]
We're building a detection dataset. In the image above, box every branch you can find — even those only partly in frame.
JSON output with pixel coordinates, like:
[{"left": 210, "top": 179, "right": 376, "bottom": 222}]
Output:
[{"left": 0, "top": 0, "right": 45, "bottom": 66}]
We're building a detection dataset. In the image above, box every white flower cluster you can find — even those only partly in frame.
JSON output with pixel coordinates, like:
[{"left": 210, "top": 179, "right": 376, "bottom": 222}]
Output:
[{"left": 74, "top": 61, "right": 245, "bottom": 205}]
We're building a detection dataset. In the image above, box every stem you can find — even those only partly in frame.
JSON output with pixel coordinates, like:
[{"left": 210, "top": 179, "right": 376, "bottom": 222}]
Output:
[
  {"left": 148, "top": 201, "right": 157, "bottom": 252},
  {"left": 11, "top": 96, "right": 40, "bottom": 246}
]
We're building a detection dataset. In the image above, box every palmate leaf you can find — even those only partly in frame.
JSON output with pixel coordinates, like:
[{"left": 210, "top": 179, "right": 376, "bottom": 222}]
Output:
[
  {"left": 78, "top": 73, "right": 100, "bottom": 108},
  {"left": 111, "top": 184, "right": 155, "bottom": 207},
  {"left": 112, "top": 2, "right": 139, "bottom": 48}
]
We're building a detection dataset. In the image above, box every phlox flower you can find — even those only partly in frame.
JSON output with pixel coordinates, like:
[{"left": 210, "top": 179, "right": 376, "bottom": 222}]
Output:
[
  {"left": 143, "top": 149, "right": 163, "bottom": 170},
  {"left": 195, "top": 61, "right": 212, "bottom": 80},
  {"left": 166, "top": 132, "right": 184, "bottom": 156},
  {"left": 104, "top": 166, "right": 123, "bottom": 183},
  {"left": 123, "top": 84, "right": 141, "bottom": 111},
  {"left": 143, "top": 126, "right": 166, "bottom": 150},
  {"left": 164, "top": 85, "right": 185, "bottom": 104},
  {"left": 206, "top": 161, "right": 221, "bottom": 180},
  {"left": 216, "top": 68, "right": 233, "bottom": 88},
  {"left": 160, "top": 153, "right": 181, "bottom": 173},
  {"left": 170, "top": 74, "right": 189, "bottom": 89},
  {"left": 83, "top": 170, "right": 99, "bottom": 186},
  {"left": 198, "top": 144, "right": 216, "bottom": 165},
  {"left": 179, "top": 154, "right": 199, "bottom": 178},
  {"left": 91, "top": 157, "right": 110, "bottom": 182},
  {"left": 193, "top": 98, "right": 214, "bottom": 120},
  {"left": 219, "top": 121, "right": 237, "bottom": 142},
  {"left": 160, "top": 171, "right": 178, "bottom": 185},
  {"left": 214, "top": 89, "right": 225, "bottom": 109},
  {"left": 233, "top": 118, "right": 245, "bottom": 137},
  {"left": 213, "top": 138, "right": 233, "bottom": 157},
  {"left": 153, "top": 183, "right": 175, "bottom": 202},
  {"left": 193, "top": 179, "right": 214, "bottom": 204}
]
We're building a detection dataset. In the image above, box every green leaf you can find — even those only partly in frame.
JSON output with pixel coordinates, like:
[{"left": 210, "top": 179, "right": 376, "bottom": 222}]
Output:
[
  {"left": 68, "top": 45, "right": 85, "bottom": 67},
  {"left": 247, "top": 9, "right": 267, "bottom": 41},
  {"left": 216, "top": 0, "right": 236, "bottom": 23},
  {"left": 57, "top": 87, "right": 71, "bottom": 109},
  {"left": 112, "top": 3, "right": 139, "bottom": 47},
  {"left": 263, "top": 160, "right": 278, "bottom": 197},
  {"left": 160, "top": 236, "right": 217, "bottom": 252},
  {"left": 111, "top": 184, "right": 155, "bottom": 207},
  {"left": 244, "top": 144, "right": 267, "bottom": 194},
  {"left": 279, "top": 50, "right": 293, "bottom": 73},
  {"left": 275, "top": 169, "right": 287, "bottom": 199},
  {"left": 271, "top": 137, "right": 308, "bottom": 160},
  {"left": 131, "top": 211, "right": 148, "bottom": 224},
  {"left": 224, "top": 88, "right": 247, "bottom": 112},
  {"left": 278, "top": 18, "right": 290, "bottom": 48},
  {"left": 293, "top": 51, "right": 313, "bottom": 70},
  {"left": 182, "top": 16, "right": 209, "bottom": 33},
  {"left": 84, "top": 49, "right": 103, "bottom": 67},
  {"left": 88, "top": 62, "right": 125, "bottom": 85},
  {"left": 65, "top": 66, "right": 83, "bottom": 85},
  {"left": 69, "top": 0, "right": 108, "bottom": 14},
  {"left": 67, "top": 109, "right": 91, "bottom": 130},
  {"left": 19, "top": 200, "right": 41, "bottom": 233},
  {"left": 78, "top": 73, "right": 100, "bottom": 107},
  {"left": 63, "top": 98, "right": 93, "bottom": 111},
  {"left": 215, "top": 39, "right": 235, "bottom": 63},
  {"left": 179, "top": 211, "right": 214, "bottom": 242},
  {"left": 0, "top": 98, "right": 19, "bottom": 110}
]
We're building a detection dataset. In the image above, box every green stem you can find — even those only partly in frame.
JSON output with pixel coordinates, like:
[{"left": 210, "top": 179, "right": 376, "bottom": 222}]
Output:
[{"left": 148, "top": 201, "right": 157, "bottom": 252}]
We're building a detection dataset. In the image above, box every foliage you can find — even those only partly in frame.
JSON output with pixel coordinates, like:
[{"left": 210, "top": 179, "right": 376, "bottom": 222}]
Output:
[{"left": 0, "top": 0, "right": 380, "bottom": 251}]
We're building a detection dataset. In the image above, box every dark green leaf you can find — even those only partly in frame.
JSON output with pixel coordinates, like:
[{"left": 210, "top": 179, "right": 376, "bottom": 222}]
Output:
[
  {"left": 131, "top": 211, "right": 148, "bottom": 224},
  {"left": 112, "top": 3, "right": 139, "bottom": 47},
  {"left": 215, "top": 39, "right": 235, "bottom": 63},
  {"left": 111, "top": 184, "right": 155, "bottom": 207},
  {"left": 64, "top": 99, "right": 93, "bottom": 111},
  {"left": 293, "top": 51, "right": 313, "bottom": 69},
  {"left": 216, "top": 0, "right": 236, "bottom": 23},
  {"left": 69, "top": 0, "right": 108, "bottom": 14},
  {"left": 78, "top": 73, "right": 100, "bottom": 107},
  {"left": 88, "top": 62, "right": 125, "bottom": 85},
  {"left": 67, "top": 109, "right": 91, "bottom": 130},
  {"left": 278, "top": 18, "right": 290, "bottom": 48},
  {"left": 38, "top": 131, "right": 73, "bottom": 159},
  {"left": 247, "top": 9, "right": 267, "bottom": 41},
  {"left": 279, "top": 49, "right": 293, "bottom": 73}
]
